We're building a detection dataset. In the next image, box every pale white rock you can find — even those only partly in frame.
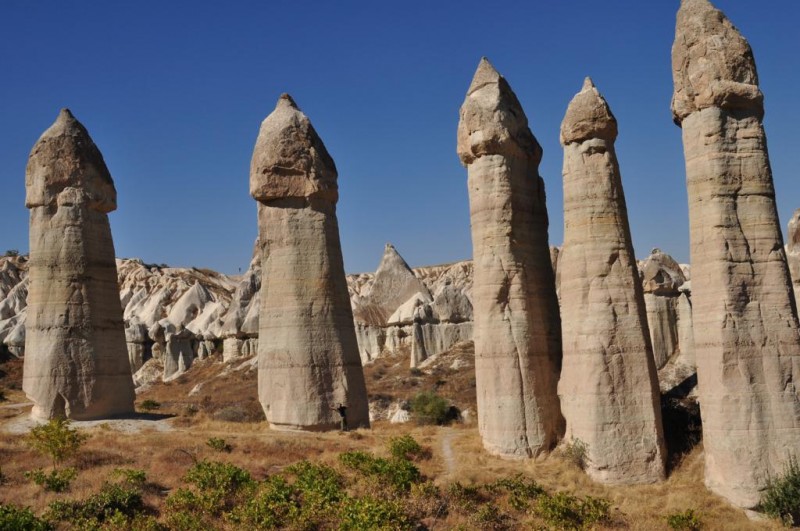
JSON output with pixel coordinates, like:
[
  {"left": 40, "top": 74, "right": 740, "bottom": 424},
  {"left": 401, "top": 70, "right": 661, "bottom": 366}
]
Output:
[
  {"left": 457, "top": 58, "right": 563, "bottom": 458},
  {"left": 251, "top": 94, "right": 370, "bottom": 431},
  {"left": 672, "top": 0, "right": 800, "bottom": 508},
  {"left": 558, "top": 78, "right": 666, "bottom": 484},
  {"left": 786, "top": 209, "right": 800, "bottom": 308},
  {"left": 23, "top": 109, "right": 135, "bottom": 420}
]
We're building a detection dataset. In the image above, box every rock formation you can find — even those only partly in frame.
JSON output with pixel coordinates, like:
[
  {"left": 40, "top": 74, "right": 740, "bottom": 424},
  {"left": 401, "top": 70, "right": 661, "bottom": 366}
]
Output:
[
  {"left": 672, "top": 0, "right": 800, "bottom": 508},
  {"left": 786, "top": 209, "right": 800, "bottom": 307},
  {"left": 250, "top": 94, "right": 370, "bottom": 431},
  {"left": 22, "top": 109, "right": 135, "bottom": 420},
  {"left": 558, "top": 79, "right": 666, "bottom": 484},
  {"left": 457, "top": 58, "right": 563, "bottom": 458}
]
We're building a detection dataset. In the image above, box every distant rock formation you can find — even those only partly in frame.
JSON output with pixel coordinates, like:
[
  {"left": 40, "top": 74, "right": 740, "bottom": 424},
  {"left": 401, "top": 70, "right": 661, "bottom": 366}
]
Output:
[
  {"left": 457, "top": 58, "right": 563, "bottom": 458},
  {"left": 250, "top": 94, "right": 370, "bottom": 431},
  {"left": 558, "top": 79, "right": 666, "bottom": 484},
  {"left": 672, "top": 0, "right": 800, "bottom": 508},
  {"left": 23, "top": 109, "right": 135, "bottom": 420},
  {"left": 639, "top": 249, "right": 695, "bottom": 392},
  {"left": 786, "top": 210, "right": 800, "bottom": 307}
]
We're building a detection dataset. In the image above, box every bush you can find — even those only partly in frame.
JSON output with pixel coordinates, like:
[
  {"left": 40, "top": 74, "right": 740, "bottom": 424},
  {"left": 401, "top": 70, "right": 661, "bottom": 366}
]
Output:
[
  {"left": 760, "top": 455, "right": 800, "bottom": 527},
  {"left": 338, "top": 451, "right": 421, "bottom": 492},
  {"left": 138, "top": 399, "right": 161, "bottom": 412},
  {"left": 388, "top": 435, "right": 427, "bottom": 461},
  {"left": 227, "top": 476, "right": 298, "bottom": 529},
  {"left": 206, "top": 437, "right": 232, "bottom": 453},
  {"left": 46, "top": 482, "right": 144, "bottom": 525},
  {"left": 561, "top": 438, "right": 589, "bottom": 470},
  {"left": 111, "top": 468, "right": 148, "bottom": 488},
  {"left": 27, "top": 418, "right": 86, "bottom": 469},
  {"left": 338, "top": 496, "right": 414, "bottom": 530},
  {"left": 0, "top": 503, "right": 52, "bottom": 530},
  {"left": 487, "top": 474, "right": 545, "bottom": 511},
  {"left": 410, "top": 391, "right": 450, "bottom": 425},
  {"left": 25, "top": 468, "right": 77, "bottom": 492},
  {"left": 535, "top": 492, "right": 610, "bottom": 530},
  {"left": 285, "top": 461, "right": 344, "bottom": 528},
  {"left": 666, "top": 508, "right": 703, "bottom": 530}
]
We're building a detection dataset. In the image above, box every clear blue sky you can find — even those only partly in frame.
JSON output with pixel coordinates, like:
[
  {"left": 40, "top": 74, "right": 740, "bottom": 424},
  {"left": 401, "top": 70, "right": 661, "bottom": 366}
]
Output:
[{"left": 2, "top": 1, "right": 799, "bottom": 275}]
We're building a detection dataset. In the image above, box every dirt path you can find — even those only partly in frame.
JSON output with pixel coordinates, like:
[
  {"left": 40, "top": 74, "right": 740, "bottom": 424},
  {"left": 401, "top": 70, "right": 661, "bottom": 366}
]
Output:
[{"left": 441, "top": 428, "right": 456, "bottom": 476}]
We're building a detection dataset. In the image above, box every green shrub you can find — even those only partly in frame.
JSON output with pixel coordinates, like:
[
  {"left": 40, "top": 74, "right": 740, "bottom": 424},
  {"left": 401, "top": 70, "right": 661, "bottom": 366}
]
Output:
[
  {"left": 46, "top": 482, "right": 144, "bottom": 525},
  {"left": 338, "top": 451, "right": 421, "bottom": 492},
  {"left": 166, "top": 460, "right": 254, "bottom": 517},
  {"left": 0, "top": 503, "right": 52, "bottom": 531},
  {"left": 206, "top": 437, "right": 232, "bottom": 453},
  {"left": 227, "top": 475, "right": 298, "bottom": 529},
  {"left": 535, "top": 492, "right": 611, "bottom": 530},
  {"left": 561, "top": 438, "right": 589, "bottom": 470},
  {"left": 338, "top": 496, "right": 414, "bottom": 530},
  {"left": 111, "top": 468, "right": 148, "bottom": 488},
  {"left": 760, "top": 455, "right": 800, "bottom": 527},
  {"left": 25, "top": 467, "right": 77, "bottom": 492},
  {"left": 410, "top": 391, "right": 450, "bottom": 425},
  {"left": 446, "top": 481, "right": 484, "bottom": 511},
  {"left": 666, "top": 508, "right": 703, "bottom": 530},
  {"left": 138, "top": 399, "right": 160, "bottom": 412},
  {"left": 285, "top": 461, "right": 344, "bottom": 528},
  {"left": 487, "top": 474, "right": 545, "bottom": 511},
  {"left": 27, "top": 418, "right": 86, "bottom": 469},
  {"left": 388, "top": 434, "right": 427, "bottom": 461},
  {"left": 470, "top": 502, "right": 510, "bottom": 530}
]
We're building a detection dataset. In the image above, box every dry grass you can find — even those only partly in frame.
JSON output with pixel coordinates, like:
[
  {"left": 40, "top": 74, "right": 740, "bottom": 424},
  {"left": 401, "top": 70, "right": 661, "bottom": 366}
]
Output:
[{"left": 0, "top": 348, "right": 784, "bottom": 530}]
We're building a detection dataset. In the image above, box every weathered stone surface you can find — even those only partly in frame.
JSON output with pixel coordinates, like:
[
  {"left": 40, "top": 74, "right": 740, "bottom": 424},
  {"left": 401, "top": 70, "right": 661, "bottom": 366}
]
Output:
[
  {"left": 457, "top": 58, "right": 563, "bottom": 458},
  {"left": 672, "top": 0, "right": 800, "bottom": 508},
  {"left": 786, "top": 209, "right": 800, "bottom": 307},
  {"left": 23, "top": 109, "right": 135, "bottom": 420},
  {"left": 353, "top": 244, "right": 431, "bottom": 326},
  {"left": 558, "top": 79, "right": 666, "bottom": 484},
  {"left": 251, "top": 94, "right": 370, "bottom": 431}
]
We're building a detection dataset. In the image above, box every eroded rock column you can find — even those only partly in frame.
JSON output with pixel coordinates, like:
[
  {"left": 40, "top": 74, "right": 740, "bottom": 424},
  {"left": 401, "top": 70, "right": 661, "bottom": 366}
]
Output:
[
  {"left": 672, "top": 0, "right": 800, "bottom": 508},
  {"left": 457, "top": 58, "right": 563, "bottom": 458},
  {"left": 23, "top": 109, "right": 135, "bottom": 420},
  {"left": 558, "top": 79, "right": 666, "bottom": 484},
  {"left": 251, "top": 94, "right": 370, "bottom": 431}
]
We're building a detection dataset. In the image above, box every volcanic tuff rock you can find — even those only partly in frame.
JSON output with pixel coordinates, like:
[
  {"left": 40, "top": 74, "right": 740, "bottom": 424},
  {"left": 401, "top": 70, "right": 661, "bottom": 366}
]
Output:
[
  {"left": 558, "top": 79, "right": 666, "bottom": 484},
  {"left": 672, "top": 0, "right": 800, "bottom": 508},
  {"left": 250, "top": 94, "right": 369, "bottom": 431},
  {"left": 23, "top": 109, "right": 135, "bottom": 420},
  {"left": 457, "top": 58, "right": 563, "bottom": 458},
  {"left": 786, "top": 210, "right": 800, "bottom": 307}
]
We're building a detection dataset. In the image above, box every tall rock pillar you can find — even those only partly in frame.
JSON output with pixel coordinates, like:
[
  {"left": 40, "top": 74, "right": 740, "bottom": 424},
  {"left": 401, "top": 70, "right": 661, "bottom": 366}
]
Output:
[
  {"left": 457, "top": 58, "right": 563, "bottom": 458},
  {"left": 558, "top": 79, "right": 666, "bottom": 484},
  {"left": 250, "top": 94, "right": 370, "bottom": 431},
  {"left": 672, "top": 0, "right": 800, "bottom": 508},
  {"left": 23, "top": 109, "right": 135, "bottom": 420}
]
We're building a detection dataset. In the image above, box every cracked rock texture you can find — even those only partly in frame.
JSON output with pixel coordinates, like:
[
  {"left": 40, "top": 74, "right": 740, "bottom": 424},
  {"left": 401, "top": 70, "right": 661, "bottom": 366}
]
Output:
[
  {"left": 558, "top": 79, "right": 666, "bottom": 484},
  {"left": 457, "top": 58, "right": 563, "bottom": 458},
  {"left": 672, "top": 0, "right": 800, "bottom": 508},
  {"left": 250, "top": 94, "right": 370, "bottom": 431},
  {"left": 23, "top": 109, "right": 135, "bottom": 420}
]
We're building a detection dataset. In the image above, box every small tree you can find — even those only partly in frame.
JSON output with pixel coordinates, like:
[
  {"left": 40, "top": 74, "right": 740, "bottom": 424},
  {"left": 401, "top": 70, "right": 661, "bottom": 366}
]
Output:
[
  {"left": 27, "top": 418, "right": 86, "bottom": 470},
  {"left": 410, "top": 391, "right": 450, "bottom": 425}
]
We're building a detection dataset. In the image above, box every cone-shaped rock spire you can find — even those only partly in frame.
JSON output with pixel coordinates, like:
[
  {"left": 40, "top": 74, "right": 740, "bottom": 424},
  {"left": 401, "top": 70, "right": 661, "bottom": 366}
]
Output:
[
  {"left": 672, "top": 0, "right": 800, "bottom": 508},
  {"left": 23, "top": 109, "right": 135, "bottom": 420},
  {"left": 250, "top": 94, "right": 370, "bottom": 431},
  {"left": 457, "top": 58, "right": 563, "bottom": 458},
  {"left": 558, "top": 80, "right": 666, "bottom": 484}
]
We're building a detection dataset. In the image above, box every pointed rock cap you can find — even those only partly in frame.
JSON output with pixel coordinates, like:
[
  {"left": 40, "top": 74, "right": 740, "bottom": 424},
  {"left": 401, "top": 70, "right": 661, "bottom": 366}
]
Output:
[
  {"left": 456, "top": 57, "right": 542, "bottom": 166},
  {"left": 25, "top": 108, "right": 117, "bottom": 212},
  {"left": 250, "top": 93, "right": 338, "bottom": 203},
  {"left": 671, "top": 0, "right": 762, "bottom": 125},
  {"left": 560, "top": 77, "right": 617, "bottom": 145}
]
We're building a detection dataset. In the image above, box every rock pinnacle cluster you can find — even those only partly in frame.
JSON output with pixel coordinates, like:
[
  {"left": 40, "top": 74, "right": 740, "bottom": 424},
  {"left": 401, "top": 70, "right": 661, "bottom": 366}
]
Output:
[
  {"left": 457, "top": 58, "right": 563, "bottom": 458},
  {"left": 250, "top": 94, "right": 370, "bottom": 431},
  {"left": 558, "top": 78, "right": 666, "bottom": 484},
  {"left": 672, "top": 0, "right": 800, "bottom": 508},
  {"left": 23, "top": 109, "right": 135, "bottom": 420}
]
